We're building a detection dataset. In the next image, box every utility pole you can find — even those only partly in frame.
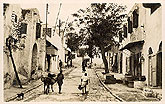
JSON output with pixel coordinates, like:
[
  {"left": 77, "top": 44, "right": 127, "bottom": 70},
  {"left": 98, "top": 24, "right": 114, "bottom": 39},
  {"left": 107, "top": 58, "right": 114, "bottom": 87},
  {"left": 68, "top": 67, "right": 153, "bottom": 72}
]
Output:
[
  {"left": 45, "top": 3, "right": 48, "bottom": 71},
  {"left": 46, "top": 3, "right": 48, "bottom": 37},
  {"left": 59, "top": 19, "right": 60, "bottom": 36},
  {"left": 53, "top": 3, "right": 62, "bottom": 35}
]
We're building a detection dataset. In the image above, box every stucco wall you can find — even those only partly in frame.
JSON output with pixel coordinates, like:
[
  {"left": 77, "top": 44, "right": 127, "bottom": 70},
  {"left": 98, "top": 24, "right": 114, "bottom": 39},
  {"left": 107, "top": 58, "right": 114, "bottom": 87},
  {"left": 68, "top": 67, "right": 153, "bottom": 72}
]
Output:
[
  {"left": 3, "top": 4, "right": 45, "bottom": 88},
  {"left": 142, "top": 6, "right": 162, "bottom": 84},
  {"left": 120, "top": 4, "right": 162, "bottom": 86}
]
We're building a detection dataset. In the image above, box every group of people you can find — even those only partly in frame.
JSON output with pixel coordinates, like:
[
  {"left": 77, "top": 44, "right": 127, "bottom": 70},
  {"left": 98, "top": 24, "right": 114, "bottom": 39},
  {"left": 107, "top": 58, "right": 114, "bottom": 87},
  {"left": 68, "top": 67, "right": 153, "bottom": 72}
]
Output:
[
  {"left": 44, "top": 59, "right": 89, "bottom": 95},
  {"left": 58, "top": 59, "right": 90, "bottom": 95}
]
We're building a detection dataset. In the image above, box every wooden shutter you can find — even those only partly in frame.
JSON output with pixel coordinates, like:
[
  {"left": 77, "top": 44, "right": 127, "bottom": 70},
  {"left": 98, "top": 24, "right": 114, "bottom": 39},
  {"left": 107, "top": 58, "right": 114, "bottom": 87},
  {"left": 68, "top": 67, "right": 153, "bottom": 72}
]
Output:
[
  {"left": 128, "top": 17, "right": 133, "bottom": 33},
  {"left": 36, "top": 23, "right": 41, "bottom": 39},
  {"left": 133, "top": 11, "right": 139, "bottom": 28},
  {"left": 123, "top": 25, "right": 127, "bottom": 38},
  {"left": 20, "top": 23, "right": 27, "bottom": 34}
]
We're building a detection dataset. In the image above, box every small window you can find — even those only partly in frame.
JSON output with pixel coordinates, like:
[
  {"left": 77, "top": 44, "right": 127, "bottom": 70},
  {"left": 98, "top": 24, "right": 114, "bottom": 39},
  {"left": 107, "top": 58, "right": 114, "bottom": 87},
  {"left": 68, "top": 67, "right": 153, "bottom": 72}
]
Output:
[
  {"left": 133, "top": 10, "right": 138, "bottom": 28},
  {"left": 20, "top": 23, "right": 27, "bottom": 34},
  {"left": 128, "top": 17, "right": 133, "bottom": 33},
  {"left": 123, "top": 25, "right": 127, "bottom": 38},
  {"left": 36, "top": 23, "right": 41, "bottom": 39}
]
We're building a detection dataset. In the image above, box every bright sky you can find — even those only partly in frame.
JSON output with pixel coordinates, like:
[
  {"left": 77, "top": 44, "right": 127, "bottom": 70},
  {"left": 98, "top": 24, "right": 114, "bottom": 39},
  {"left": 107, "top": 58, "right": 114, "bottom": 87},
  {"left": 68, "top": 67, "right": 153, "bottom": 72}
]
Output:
[{"left": 20, "top": 2, "right": 135, "bottom": 27}]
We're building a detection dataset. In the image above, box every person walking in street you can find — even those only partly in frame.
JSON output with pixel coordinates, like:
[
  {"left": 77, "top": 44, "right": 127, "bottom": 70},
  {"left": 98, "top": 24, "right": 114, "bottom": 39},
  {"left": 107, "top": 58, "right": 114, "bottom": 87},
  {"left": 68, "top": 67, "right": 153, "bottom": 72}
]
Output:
[
  {"left": 82, "top": 60, "right": 87, "bottom": 72},
  {"left": 56, "top": 70, "right": 64, "bottom": 94},
  {"left": 59, "top": 60, "right": 62, "bottom": 71},
  {"left": 81, "top": 72, "right": 89, "bottom": 94}
]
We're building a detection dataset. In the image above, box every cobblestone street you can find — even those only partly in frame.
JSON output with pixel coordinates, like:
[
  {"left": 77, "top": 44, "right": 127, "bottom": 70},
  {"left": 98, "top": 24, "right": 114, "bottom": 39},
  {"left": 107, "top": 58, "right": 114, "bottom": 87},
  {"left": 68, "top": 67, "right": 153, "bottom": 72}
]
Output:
[
  {"left": 3, "top": 2, "right": 163, "bottom": 103},
  {"left": 22, "top": 58, "right": 117, "bottom": 102}
]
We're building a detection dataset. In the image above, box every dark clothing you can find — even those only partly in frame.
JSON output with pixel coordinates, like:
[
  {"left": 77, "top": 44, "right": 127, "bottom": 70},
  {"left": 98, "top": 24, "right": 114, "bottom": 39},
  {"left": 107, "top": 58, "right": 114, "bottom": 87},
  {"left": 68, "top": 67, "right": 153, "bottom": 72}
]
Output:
[
  {"left": 82, "top": 60, "right": 87, "bottom": 72},
  {"left": 59, "top": 61, "right": 62, "bottom": 70},
  {"left": 57, "top": 73, "right": 64, "bottom": 84},
  {"left": 56, "top": 72, "right": 64, "bottom": 93}
]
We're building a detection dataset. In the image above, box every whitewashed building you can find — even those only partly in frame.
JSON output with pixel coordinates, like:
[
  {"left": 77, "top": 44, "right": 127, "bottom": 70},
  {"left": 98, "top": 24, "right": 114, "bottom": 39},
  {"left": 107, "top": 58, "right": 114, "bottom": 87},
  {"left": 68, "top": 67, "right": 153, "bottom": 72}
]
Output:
[{"left": 119, "top": 3, "right": 162, "bottom": 87}]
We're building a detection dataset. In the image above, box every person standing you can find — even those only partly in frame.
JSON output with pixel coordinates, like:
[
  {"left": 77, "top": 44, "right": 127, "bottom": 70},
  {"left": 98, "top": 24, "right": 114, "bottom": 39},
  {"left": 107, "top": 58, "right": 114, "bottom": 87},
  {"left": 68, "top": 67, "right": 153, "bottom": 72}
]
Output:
[
  {"left": 82, "top": 60, "right": 87, "bottom": 72},
  {"left": 81, "top": 72, "right": 89, "bottom": 94},
  {"left": 59, "top": 60, "right": 62, "bottom": 71},
  {"left": 56, "top": 70, "right": 64, "bottom": 94}
]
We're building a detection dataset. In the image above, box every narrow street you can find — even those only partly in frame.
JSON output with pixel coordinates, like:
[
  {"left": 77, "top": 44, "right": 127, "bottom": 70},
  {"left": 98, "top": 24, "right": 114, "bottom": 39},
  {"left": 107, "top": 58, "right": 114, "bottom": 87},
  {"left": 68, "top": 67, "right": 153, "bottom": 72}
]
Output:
[
  {"left": 3, "top": 3, "right": 162, "bottom": 103},
  {"left": 11, "top": 58, "right": 116, "bottom": 102}
]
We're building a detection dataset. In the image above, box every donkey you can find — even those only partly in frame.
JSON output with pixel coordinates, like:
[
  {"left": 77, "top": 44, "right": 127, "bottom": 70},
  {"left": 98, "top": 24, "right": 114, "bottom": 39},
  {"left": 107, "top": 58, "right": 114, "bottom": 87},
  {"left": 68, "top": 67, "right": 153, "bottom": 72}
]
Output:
[{"left": 41, "top": 76, "right": 57, "bottom": 94}]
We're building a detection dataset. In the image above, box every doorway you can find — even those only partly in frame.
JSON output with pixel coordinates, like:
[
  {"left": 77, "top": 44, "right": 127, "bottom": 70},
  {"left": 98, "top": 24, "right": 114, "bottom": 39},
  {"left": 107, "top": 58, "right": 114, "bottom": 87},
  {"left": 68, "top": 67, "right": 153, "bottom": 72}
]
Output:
[{"left": 31, "top": 43, "right": 38, "bottom": 77}]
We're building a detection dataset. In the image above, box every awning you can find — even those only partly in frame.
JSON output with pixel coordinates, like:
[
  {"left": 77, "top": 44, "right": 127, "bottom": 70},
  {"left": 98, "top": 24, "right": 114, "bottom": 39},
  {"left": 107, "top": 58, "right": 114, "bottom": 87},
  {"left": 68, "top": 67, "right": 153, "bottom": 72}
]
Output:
[
  {"left": 46, "top": 40, "right": 58, "bottom": 55},
  {"left": 120, "top": 40, "right": 144, "bottom": 51},
  {"left": 46, "top": 40, "right": 58, "bottom": 50}
]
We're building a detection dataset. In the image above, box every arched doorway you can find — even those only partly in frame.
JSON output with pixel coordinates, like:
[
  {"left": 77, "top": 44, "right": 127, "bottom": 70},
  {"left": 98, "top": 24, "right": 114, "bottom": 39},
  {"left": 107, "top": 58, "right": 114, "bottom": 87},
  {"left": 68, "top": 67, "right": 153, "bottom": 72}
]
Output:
[
  {"left": 156, "top": 42, "right": 162, "bottom": 87},
  {"left": 31, "top": 43, "right": 38, "bottom": 78}
]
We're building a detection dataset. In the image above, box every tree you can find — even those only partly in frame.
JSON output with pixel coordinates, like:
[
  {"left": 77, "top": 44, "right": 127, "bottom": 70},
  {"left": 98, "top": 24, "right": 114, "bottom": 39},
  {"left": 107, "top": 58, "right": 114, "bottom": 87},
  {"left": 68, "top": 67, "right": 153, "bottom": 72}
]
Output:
[
  {"left": 65, "top": 22, "right": 81, "bottom": 51},
  {"left": 70, "top": 3, "right": 126, "bottom": 73},
  {"left": 4, "top": 7, "right": 26, "bottom": 88}
]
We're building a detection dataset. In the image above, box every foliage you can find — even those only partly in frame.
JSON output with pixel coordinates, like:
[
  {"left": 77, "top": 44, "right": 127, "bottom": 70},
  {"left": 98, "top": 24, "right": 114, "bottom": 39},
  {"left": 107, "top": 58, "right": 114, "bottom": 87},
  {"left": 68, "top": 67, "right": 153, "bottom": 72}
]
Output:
[
  {"left": 71, "top": 3, "right": 126, "bottom": 50},
  {"left": 6, "top": 16, "right": 26, "bottom": 51},
  {"left": 67, "top": 3, "right": 127, "bottom": 73}
]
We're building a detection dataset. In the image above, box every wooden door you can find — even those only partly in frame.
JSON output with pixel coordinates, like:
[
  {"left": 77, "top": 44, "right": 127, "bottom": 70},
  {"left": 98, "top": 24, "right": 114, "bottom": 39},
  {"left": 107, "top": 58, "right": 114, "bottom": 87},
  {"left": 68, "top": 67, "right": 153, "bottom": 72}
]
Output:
[
  {"left": 157, "top": 52, "right": 162, "bottom": 86},
  {"left": 151, "top": 55, "right": 157, "bottom": 87}
]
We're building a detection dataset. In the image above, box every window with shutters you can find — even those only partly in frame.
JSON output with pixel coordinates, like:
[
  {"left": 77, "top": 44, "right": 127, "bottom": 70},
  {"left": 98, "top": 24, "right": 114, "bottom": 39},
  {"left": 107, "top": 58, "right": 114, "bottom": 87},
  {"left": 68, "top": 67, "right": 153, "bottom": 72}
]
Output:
[
  {"left": 20, "top": 23, "right": 27, "bottom": 34},
  {"left": 43, "top": 28, "right": 52, "bottom": 37},
  {"left": 128, "top": 17, "right": 133, "bottom": 33},
  {"left": 123, "top": 25, "right": 127, "bottom": 38},
  {"left": 36, "top": 23, "right": 41, "bottom": 39},
  {"left": 133, "top": 10, "right": 139, "bottom": 28}
]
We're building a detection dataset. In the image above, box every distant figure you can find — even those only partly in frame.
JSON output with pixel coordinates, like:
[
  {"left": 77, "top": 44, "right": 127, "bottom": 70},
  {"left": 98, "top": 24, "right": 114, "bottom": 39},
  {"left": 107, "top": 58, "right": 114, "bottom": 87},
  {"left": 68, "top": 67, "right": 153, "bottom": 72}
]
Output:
[
  {"left": 56, "top": 70, "right": 64, "bottom": 94},
  {"left": 82, "top": 60, "right": 87, "bottom": 72},
  {"left": 59, "top": 60, "right": 62, "bottom": 71}
]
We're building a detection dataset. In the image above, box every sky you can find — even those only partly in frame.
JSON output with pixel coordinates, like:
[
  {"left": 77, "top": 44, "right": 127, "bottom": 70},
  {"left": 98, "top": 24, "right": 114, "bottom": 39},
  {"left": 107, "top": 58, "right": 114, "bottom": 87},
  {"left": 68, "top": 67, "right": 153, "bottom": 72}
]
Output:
[{"left": 20, "top": 2, "right": 135, "bottom": 27}]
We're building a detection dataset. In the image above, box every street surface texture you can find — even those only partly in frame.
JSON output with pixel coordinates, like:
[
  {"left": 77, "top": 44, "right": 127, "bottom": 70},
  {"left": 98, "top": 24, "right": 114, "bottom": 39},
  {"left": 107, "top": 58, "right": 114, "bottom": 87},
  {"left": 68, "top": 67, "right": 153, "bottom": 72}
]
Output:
[
  {"left": 13, "top": 57, "right": 116, "bottom": 102},
  {"left": 95, "top": 68, "right": 160, "bottom": 102}
]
